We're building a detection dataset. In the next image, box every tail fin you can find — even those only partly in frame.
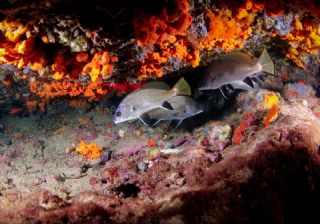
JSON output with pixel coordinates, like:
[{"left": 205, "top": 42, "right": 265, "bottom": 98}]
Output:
[
  {"left": 172, "top": 78, "right": 191, "bottom": 96},
  {"left": 257, "top": 48, "right": 274, "bottom": 75}
]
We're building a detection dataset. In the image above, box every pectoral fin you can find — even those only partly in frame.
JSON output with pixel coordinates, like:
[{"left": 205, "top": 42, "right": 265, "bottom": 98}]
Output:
[
  {"left": 139, "top": 113, "right": 152, "bottom": 126},
  {"left": 161, "top": 101, "right": 174, "bottom": 110},
  {"left": 171, "top": 119, "right": 183, "bottom": 129},
  {"left": 255, "top": 75, "right": 265, "bottom": 82},
  {"left": 243, "top": 77, "right": 255, "bottom": 88},
  {"left": 172, "top": 78, "right": 191, "bottom": 96}
]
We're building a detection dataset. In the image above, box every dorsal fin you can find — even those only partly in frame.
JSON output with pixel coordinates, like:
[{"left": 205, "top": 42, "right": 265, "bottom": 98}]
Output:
[
  {"left": 257, "top": 48, "right": 274, "bottom": 75},
  {"left": 171, "top": 78, "right": 191, "bottom": 96}
]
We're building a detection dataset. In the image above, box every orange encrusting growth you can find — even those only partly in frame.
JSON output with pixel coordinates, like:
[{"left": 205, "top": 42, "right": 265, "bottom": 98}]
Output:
[
  {"left": 220, "top": 0, "right": 285, "bottom": 18},
  {"left": 0, "top": 20, "right": 118, "bottom": 100},
  {"left": 283, "top": 18, "right": 320, "bottom": 69},
  {"left": 133, "top": 0, "right": 199, "bottom": 78},
  {"left": 263, "top": 104, "right": 279, "bottom": 126},
  {"left": 139, "top": 36, "right": 200, "bottom": 78},
  {"left": 0, "top": 20, "right": 28, "bottom": 42},
  {"left": 199, "top": 9, "right": 254, "bottom": 52},
  {"left": 261, "top": 92, "right": 280, "bottom": 126},
  {"left": 0, "top": 32, "right": 47, "bottom": 72},
  {"left": 51, "top": 51, "right": 117, "bottom": 82},
  {"left": 83, "top": 51, "right": 118, "bottom": 82},
  {"left": 132, "top": 0, "right": 192, "bottom": 46},
  {"left": 76, "top": 140, "right": 103, "bottom": 160},
  {"left": 29, "top": 80, "right": 108, "bottom": 101},
  {"left": 147, "top": 138, "right": 157, "bottom": 147}
]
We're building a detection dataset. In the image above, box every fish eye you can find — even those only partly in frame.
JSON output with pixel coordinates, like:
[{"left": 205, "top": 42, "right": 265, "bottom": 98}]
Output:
[{"left": 115, "top": 111, "right": 121, "bottom": 117}]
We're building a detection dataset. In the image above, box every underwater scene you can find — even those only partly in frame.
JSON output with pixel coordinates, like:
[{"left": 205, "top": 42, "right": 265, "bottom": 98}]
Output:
[{"left": 0, "top": 0, "right": 320, "bottom": 223}]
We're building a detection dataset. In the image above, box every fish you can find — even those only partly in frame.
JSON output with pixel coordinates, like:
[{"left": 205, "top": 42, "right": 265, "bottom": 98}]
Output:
[
  {"left": 147, "top": 95, "right": 204, "bottom": 128},
  {"left": 198, "top": 48, "right": 274, "bottom": 97},
  {"left": 113, "top": 78, "right": 191, "bottom": 125}
]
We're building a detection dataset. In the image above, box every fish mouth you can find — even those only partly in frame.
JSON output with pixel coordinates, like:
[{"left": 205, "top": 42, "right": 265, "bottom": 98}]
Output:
[{"left": 113, "top": 117, "right": 123, "bottom": 124}]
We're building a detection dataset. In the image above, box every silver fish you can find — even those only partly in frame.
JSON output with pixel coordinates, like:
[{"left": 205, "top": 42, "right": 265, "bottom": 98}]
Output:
[
  {"left": 198, "top": 48, "right": 274, "bottom": 97},
  {"left": 147, "top": 96, "right": 204, "bottom": 128},
  {"left": 114, "top": 78, "right": 191, "bottom": 125}
]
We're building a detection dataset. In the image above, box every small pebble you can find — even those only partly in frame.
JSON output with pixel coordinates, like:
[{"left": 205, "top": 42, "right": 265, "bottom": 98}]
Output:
[
  {"left": 5, "top": 139, "right": 12, "bottom": 145},
  {"left": 65, "top": 144, "right": 76, "bottom": 154},
  {"left": 135, "top": 129, "right": 142, "bottom": 137},
  {"left": 301, "top": 99, "right": 308, "bottom": 107},
  {"left": 65, "top": 147, "right": 72, "bottom": 154},
  {"left": 160, "top": 148, "right": 183, "bottom": 154},
  {"left": 89, "top": 177, "right": 99, "bottom": 185},
  {"left": 162, "top": 133, "right": 168, "bottom": 140},
  {"left": 137, "top": 161, "right": 148, "bottom": 172},
  {"left": 118, "top": 129, "right": 125, "bottom": 138}
]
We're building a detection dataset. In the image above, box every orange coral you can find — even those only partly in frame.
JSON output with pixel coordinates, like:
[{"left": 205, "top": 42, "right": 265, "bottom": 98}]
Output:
[
  {"left": 0, "top": 35, "right": 47, "bottom": 71},
  {"left": 0, "top": 20, "right": 47, "bottom": 71},
  {"left": 51, "top": 53, "right": 83, "bottom": 80},
  {"left": 0, "top": 19, "right": 118, "bottom": 93},
  {"left": 147, "top": 138, "right": 157, "bottom": 147},
  {"left": 261, "top": 92, "right": 280, "bottom": 126},
  {"left": 0, "top": 20, "right": 28, "bottom": 42},
  {"left": 199, "top": 9, "right": 254, "bottom": 52},
  {"left": 263, "top": 104, "right": 279, "bottom": 126},
  {"left": 83, "top": 82, "right": 108, "bottom": 100},
  {"left": 133, "top": 0, "right": 198, "bottom": 78},
  {"left": 76, "top": 140, "right": 103, "bottom": 160},
  {"left": 139, "top": 35, "right": 200, "bottom": 78},
  {"left": 221, "top": 0, "right": 284, "bottom": 17},
  {"left": 29, "top": 80, "right": 108, "bottom": 101},
  {"left": 283, "top": 18, "right": 320, "bottom": 69},
  {"left": 82, "top": 51, "right": 117, "bottom": 82},
  {"left": 49, "top": 51, "right": 117, "bottom": 82},
  {"left": 133, "top": 0, "right": 192, "bottom": 46},
  {"left": 76, "top": 52, "right": 89, "bottom": 63}
]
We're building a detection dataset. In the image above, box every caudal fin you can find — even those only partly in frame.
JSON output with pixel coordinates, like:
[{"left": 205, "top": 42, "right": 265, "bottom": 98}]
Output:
[
  {"left": 172, "top": 78, "right": 191, "bottom": 96},
  {"left": 258, "top": 48, "right": 274, "bottom": 75}
]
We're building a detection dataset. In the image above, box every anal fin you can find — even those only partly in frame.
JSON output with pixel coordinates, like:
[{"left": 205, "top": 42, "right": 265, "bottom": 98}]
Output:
[
  {"left": 139, "top": 113, "right": 152, "bottom": 126},
  {"left": 161, "top": 101, "right": 174, "bottom": 110},
  {"left": 243, "top": 77, "right": 255, "bottom": 88},
  {"left": 150, "top": 119, "right": 160, "bottom": 127}
]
